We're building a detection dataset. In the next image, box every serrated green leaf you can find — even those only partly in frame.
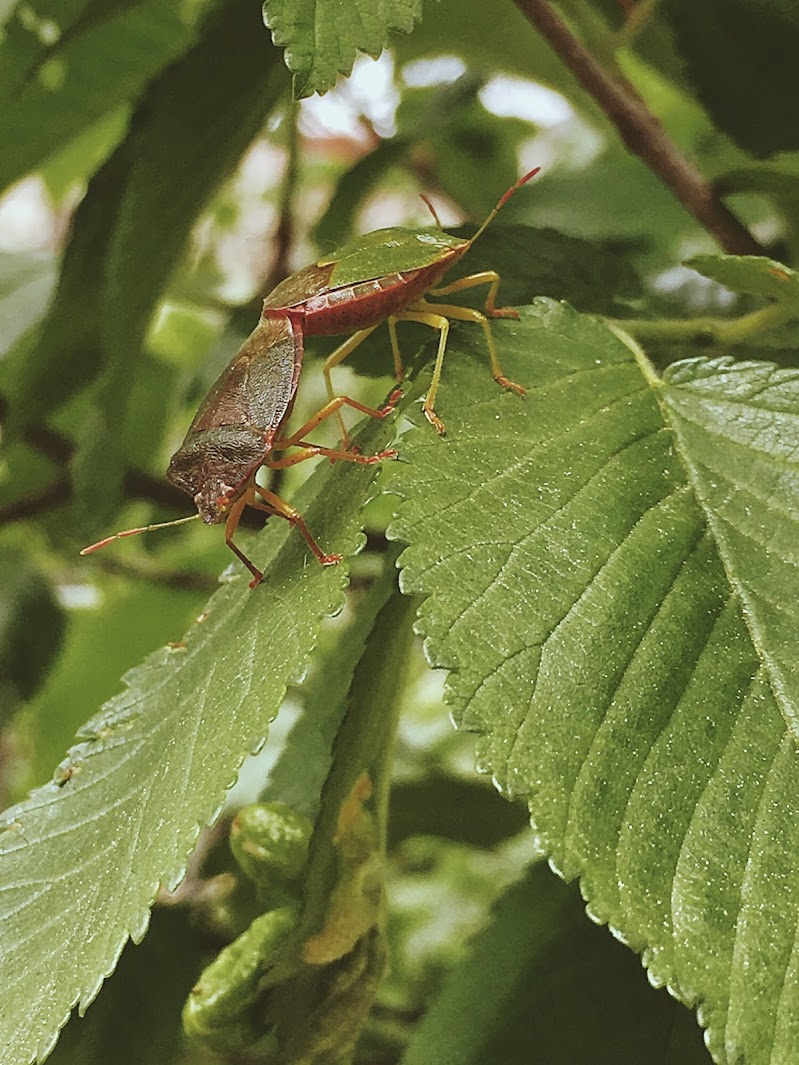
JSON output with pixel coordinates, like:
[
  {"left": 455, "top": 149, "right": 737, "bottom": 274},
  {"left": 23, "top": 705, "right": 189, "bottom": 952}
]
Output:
[
  {"left": 661, "top": 357, "right": 799, "bottom": 736},
  {"left": 25, "top": 580, "right": 204, "bottom": 790},
  {"left": 687, "top": 253, "right": 799, "bottom": 307},
  {"left": 387, "top": 300, "right": 799, "bottom": 1064},
  {"left": 262, "top": 0, "right": 422, "bottom": 98},
  {"left": 402, "top": 863, "right": 711, "bottom": 1065},
  {"left": 0, "top": 415, "right": 392, "bottom": 1065}
]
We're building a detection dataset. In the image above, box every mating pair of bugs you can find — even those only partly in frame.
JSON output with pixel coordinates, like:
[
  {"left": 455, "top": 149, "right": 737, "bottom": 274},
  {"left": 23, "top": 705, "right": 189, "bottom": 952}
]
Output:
[{"left": 83, "top": 168, "right": 540, "bottom": 587}]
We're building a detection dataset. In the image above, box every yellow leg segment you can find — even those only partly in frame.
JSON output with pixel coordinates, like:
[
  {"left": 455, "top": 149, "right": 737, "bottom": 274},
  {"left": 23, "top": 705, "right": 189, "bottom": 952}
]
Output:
[
  {"left": 322, "top": 326, "right": 380, "bottom": 444},
  {"left": 273, "top": 391, "right": 401, "bottom": 452},
  {"left": 414, "top": 298, "right": 526, "bottom": 398},
  {"left": 267, "top": 441, "right": 396, "bottom": 469},
  {"left": 391, "top": 309, "right": 451, "bottom": 433},
  {"left": 223, "top": 484, "right": 265, "bottom": 589},
  {"left": 253, "top": 485, "right": 341, "bottom": 567},
  {"left": 428, "top": 270, "right": 519, "bottom": 318}
]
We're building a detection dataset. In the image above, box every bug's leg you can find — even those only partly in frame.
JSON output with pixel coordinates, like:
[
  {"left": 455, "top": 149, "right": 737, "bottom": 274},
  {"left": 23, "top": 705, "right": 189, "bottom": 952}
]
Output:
[
  {"left": 387, "top": 317, "right": 405, "bottom": 382},
  {"left": 272, "top": 392, "right": 402, "bottom": 453},
  {"left": 252, "top": 485, "right": 342, "bottom": 566},
  {"left": 428, "top": 270, "right": 518, "bottom": 319},
  {"left": 393, "top": 310, "right": 450, "bottom": 433},
  {"left": 418, "top": 299, "right": 526, "bottom": 398},
  {"left": 267, "top": 441, "right": 397, "bottom": 469},
  {"left": 322, "top": 326, "right": 380, "bottom": 445},
  {"left": 224, "top": 489, "right": 265, "bottom": 589}
]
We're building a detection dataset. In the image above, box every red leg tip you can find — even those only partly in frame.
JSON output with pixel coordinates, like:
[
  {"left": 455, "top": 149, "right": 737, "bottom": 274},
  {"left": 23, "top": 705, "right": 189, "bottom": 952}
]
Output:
[
  {"left": 379, "top": 387, "right": 403, "bottom": 416},
  {"left": 495, "top": 375, "right": 526, "bottom": 397},
  {"left": 320, "top": 553, "right": 343, "bottom": 566},
  {"left": 488, "top": 306, "right": 519, "bottom": 320},
  {"left": 248, "top": 570, "right": 265, "bottom": 589},
  {"left": 423, "top": 408, "right": 447, "bottom": 435}
]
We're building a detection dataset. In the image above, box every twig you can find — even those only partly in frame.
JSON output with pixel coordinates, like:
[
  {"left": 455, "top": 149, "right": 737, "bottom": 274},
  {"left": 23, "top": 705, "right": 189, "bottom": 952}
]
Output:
[
  {"left": 512, "top": 0, "right": 764, "bottom": 256},
  {"left": 610, "top": 300, "right": 796, "bottom": 346},
  {"left": 0, "top": 418, "right": 263, "bottom": 530},
  {"left": 264, "top": 102, "right": 301, "bottom": 294},
  {"left": 0, "top": 478, "right": 69, "bottom": 526}
]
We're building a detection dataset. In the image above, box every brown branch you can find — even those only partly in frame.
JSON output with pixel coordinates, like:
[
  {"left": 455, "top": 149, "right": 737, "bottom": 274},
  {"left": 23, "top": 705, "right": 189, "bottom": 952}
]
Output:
[
  {"left": 513, "top": 0, "right": 764, "bottom": 256},
  {"left": 0, "top": 477, "right": 69, "bottom": 526}
]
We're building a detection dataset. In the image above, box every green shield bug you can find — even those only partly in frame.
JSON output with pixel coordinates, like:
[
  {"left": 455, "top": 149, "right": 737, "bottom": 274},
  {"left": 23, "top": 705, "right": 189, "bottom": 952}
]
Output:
[
  {"left": 260, "top": 167, "right": 540, "bottom": 435},
  {"left": 81, "top": 315, "right": 399, "bottom": 587}
]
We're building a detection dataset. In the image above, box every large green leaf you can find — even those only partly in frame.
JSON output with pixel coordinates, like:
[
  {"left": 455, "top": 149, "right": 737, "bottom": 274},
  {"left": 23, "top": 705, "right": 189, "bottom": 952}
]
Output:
[
  {"left": 402, "top": 863, "right": 711, "bottom": 1064},
  {"left": 387, "top": 301, "right": 799, "bottom": 1064},
  {"left": 0, "top": 414, "right": 393, "bottom": 1065},
  {"left": 262, "top": 0, "right": 422, "bottom": 98}
]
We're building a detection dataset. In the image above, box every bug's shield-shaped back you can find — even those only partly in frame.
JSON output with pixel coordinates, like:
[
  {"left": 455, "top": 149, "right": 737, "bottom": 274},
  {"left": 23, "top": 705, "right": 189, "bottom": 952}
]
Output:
[{"left": 167, "top": 316, "right": 303, "bottom": 524}]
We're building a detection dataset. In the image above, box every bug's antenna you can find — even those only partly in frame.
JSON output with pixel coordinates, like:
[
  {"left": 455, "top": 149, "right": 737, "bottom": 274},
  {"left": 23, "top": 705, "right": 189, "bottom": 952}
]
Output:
[
  {"left": 80, "top": 513, "right": 200, "bottom": 556},
  {"left": 419, "top": 193, "right": 443, "bottom": 227},
  {"left": 469, "top": 167, "right": 541, "bottom": 246}
]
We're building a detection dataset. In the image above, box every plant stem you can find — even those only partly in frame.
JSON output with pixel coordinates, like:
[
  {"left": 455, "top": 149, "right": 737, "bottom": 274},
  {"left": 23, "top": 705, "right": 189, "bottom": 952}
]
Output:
[
  {"left": 610, "top": 301, "right": 796, "bottom": 346},
  {"left": 618, "top": 0, "right": 660, "bottom": 44},
  {"left": 512, "top": 0, "right": 764, "bottom": 256},
  {"left": 265, "top": 101, "right": 301, "bottom": 293}
]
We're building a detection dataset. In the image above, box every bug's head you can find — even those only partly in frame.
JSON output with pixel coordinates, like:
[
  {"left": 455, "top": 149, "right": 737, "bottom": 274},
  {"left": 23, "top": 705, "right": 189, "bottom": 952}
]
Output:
[{"left": 167, "top": 426, "right": 267, "bottom": 525}]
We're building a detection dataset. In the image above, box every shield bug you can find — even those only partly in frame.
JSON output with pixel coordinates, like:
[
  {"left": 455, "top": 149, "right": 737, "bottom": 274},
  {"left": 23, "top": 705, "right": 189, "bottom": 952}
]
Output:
[
  {"left": 260, "top": 167, "right": 540, "bottom": 435},
  {"left": 81, "top": 315, "right": 399, "bottom": 588}
]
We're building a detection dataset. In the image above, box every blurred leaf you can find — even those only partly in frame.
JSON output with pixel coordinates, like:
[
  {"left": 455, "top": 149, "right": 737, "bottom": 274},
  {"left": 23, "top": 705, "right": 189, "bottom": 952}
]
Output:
[
  {"left": 663, "top": 0, "right": 799, "bottom": 157},
  {"left": 0, "top": 548, "right": 64, "bottom": 720},
  {"left": 687, "top": 253, "right": 799, "bottom": 307},
  {"left": 5, "top": 149, "right": 128, "bottom": 434},
  {"left": 388, "top": 775, "right": 528, "bottom": 849},
  {"left": 443, "top": 223, "right": 642, "bottom": 313},
  {"left": 718, "top": 164, "right": 799, "bottom": 258},
  {"left": 401, "top": 863, "right": 711, "bottom": 1065},
  {"left": 387, "top": 300, "right": 799, "bottom": 1064},
  {"left": 73, "top": 0, "right": 288, "bottom": 531},
  {"left": 0, "top": 253, "right": 56, "bottom": 359},
  {"left": 263, "top": 0, "right": 422, "bottom": 98},
  {"left": 401, "top": 93, "right": 528, "bottom": 220},
  {"left": 0, "top": 0, "right": 196, "bottom": 192},
  {"left": 522, "top": 150, "right": 701, "bottom": 263},
  {"left": 314, "top": 74, "right": 487, "bottom": 250},
  {"left": 391, "top": 0, "right": 586, "bottom": 103},
  {"left": 4, "top": 0, "right": 288, "bottom": 534},
  {"left": 45, "top": 909, "right": 203, "bottom": 1065},
  {"left": 0, "top": 0, "right": 93, "bottom": 97},
  {"left": 0, "top": 409, "right": 393, "bottom": 1065},
  {"left": 40, "top": 107, "right": 129, "bottom": 201}
]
